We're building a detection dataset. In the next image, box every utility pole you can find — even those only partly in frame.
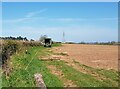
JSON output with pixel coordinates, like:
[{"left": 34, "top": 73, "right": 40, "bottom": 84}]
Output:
[{"left": 62, "top": 32, "right": 65, "bottom": 43}]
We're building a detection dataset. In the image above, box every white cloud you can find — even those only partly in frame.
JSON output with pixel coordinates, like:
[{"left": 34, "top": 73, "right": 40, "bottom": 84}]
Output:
[
  {"left": 25, "top": 9, "right": 47, "bottom": 18},
  {"left": 3, "top": 9, "right": 47, "bottom": 23},
  {"left": 3, "top": 18, "right": 30, "bottom": 23},
  {"left": 3, "top": 8, "right": 117, "bottom": 24},
  {"left": 51, "top": 18, "right": 84, "bottom": 22},
  {"left": 51, "top": 17, "right": 118, "bottom": 22}
]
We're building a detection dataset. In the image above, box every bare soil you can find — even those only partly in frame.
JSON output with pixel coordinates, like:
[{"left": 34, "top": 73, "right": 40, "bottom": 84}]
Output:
[{"left": 52, "top": 44, "right": 118, "bottom": 70}]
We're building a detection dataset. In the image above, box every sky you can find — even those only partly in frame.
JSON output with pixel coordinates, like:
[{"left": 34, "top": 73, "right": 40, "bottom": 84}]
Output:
[
  {"left": 2, "top": 2, "right": 118, "bottom": 42},
  {"left": 2, "top": 0, "right": 120, "bottom": 2}
]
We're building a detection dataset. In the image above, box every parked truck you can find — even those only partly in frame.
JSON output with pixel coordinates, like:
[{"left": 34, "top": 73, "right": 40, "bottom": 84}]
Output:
[{"left": 43, "top": 38, "right": 52, "bottom": 47}]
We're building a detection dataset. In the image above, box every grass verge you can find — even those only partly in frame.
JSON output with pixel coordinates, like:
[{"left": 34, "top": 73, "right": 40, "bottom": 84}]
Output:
[{"left": 2, "top": 46, "right": 64, "bottom": 87}]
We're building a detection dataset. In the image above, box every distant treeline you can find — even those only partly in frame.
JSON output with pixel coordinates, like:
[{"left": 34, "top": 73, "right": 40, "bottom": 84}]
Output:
[
  {"left": 0, "top": 36, "right": 119, "bottom": 45},
  {"left": 0, "top": 36, "right": 28, "bottom": 41},
  {"left": 66, "top": 41, "right": 120, "bottom": 45}
]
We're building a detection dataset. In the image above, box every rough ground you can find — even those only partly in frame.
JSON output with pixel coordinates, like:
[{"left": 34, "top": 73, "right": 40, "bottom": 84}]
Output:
[
  {"left": 47, "top": 65, "right": 77, "bottom": 87},
  {"left": 52, "top": 44, "right": 118, "bottom": 70},
  {"left": 3, "top": 45, "right": 118, "bottom": 87}
]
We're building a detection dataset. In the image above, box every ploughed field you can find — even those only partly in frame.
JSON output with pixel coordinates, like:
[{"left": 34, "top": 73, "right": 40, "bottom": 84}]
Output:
[{"left": 52, "top": 44, "right": 118, "bottom": 70}]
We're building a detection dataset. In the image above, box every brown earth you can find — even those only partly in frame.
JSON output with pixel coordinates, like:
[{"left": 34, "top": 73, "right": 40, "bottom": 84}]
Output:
[{"left": 52, "top": 44, "right": 118, "bottom": 70}]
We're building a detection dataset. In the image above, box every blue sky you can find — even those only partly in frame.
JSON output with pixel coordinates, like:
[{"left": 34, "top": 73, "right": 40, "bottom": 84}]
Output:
[{"left": 2, "top": 2, "right": 118, "bottom": 42}]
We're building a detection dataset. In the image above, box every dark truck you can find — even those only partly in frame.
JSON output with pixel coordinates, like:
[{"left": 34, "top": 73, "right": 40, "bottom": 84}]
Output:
[{"left": 43, "top": 38, "right": 52, "bottom": 47}]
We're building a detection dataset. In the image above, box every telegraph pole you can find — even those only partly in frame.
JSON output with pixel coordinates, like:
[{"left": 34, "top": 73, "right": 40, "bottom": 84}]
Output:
[{"left": 62, "top": 32, "right": 65, "bottom": 43}]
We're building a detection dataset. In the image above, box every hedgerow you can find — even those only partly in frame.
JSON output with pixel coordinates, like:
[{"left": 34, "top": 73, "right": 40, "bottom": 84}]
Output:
[{"left": 1, "top": 40, "right": 41, "bottom": 66}]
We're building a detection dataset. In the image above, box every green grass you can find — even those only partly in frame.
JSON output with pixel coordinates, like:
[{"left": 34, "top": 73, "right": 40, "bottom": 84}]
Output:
[
  {"left": 2, "top": 46, "right": 63, "bottom": 87},
  {"left": 52, "top": 43, "right": 62, "bottom": 47}
]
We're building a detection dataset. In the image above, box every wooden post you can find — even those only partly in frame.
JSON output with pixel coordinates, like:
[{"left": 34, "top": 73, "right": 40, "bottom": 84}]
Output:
[{"left": 34, "top": 73, "right": 47, "bottom": 89}]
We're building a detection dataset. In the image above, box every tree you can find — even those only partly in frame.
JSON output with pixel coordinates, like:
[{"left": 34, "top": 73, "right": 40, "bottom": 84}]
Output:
[
  {"left": 30, "top": 39, "right": 34, "bottom": 41},
  {"left": 17, "top": 36, "right": 23, "bottom": 40},
  {"left": 24, "top": 37, "right": 28, "bottom": 41},
  {"left": 39, "top": 35, "right": 48, "bottom": 43}
]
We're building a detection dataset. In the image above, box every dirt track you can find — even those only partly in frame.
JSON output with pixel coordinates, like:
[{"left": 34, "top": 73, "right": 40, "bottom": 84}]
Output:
[{"left": 53, "top": 44, "right": 118, "bottom": 70}]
